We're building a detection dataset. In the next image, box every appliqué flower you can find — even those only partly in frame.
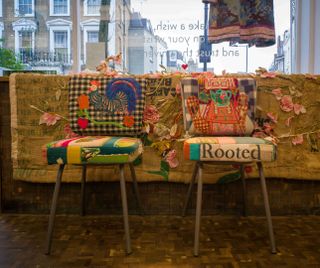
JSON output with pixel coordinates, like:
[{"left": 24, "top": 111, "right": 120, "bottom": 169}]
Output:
[
  {"left": 280, "top": 95, "right": 294, "bottom": 112},
  {"left": 272, "top": 88, "right": 283, "bottom": 100},
  {"left": 293, "top": 104, "right": 307, "bottom": 115},
  {"left": 292, "top": 135, "right": 304, "bottom": 146},
  {"left": 123, "top": 115, "right": 135, "bottom": 128},
  {"left": 78, "top": 94, "right": 90, "bottom": 109},
  {"left": 77, "top": 118, "right": 89, "bottom": 129},
  {"left": 39, "top": 113, "right": 61, "bottom": 126},
  {"left": 143, "top": 105, "right": 160, "bottom": 124},
  {"left": 165, "top": 149, "right": 179, "bottom": 169}
]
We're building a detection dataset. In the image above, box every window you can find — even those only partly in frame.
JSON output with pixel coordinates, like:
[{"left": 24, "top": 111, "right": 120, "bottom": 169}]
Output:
[
  {"left": 84, "top": 0, "right": 101, "bottom": 16},
  {"left": 15, "top": 0, "right": 35, "bottom": 17},
  {"left": 0, "top": 22, "right": 3, "bottom": 46},
  {"left": 12, "top": 18, "right": 36, "bottom": 62},
  {"left": 0, "top": 0, "right": 2, "bottom": 17},
  {"left": 46, "top": 19, "right": 72, "bottom": 63},
  {"left": 87, "top": 31, "right": 99, "bottom": 43},
  {"left": 50, "top": 0, "right": 70, "bottom": 16}
]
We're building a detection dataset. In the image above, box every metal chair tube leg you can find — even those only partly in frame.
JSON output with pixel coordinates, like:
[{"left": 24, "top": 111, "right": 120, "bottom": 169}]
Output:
[
  {"left": 240, "top": 164, "right": 247, "bottom": 217},
  {"left": 129, "top": 163, "right": 144, "bottom": 215},
  {"left": 194, "top": 162, "right": 203, "bottom": 257},
  {"left": 119, "top": 164, "right": 132, "bottom": 255},
  {"left": 45, "top": 164, "right": 65, "bottom": 255},
  {"left": 80, "top": 165, "right": 87, "bottom": 216},
  {"left": 182, "top": 162, "right": 199, "bottom": 217},
  {"left": 257, "top": 162, "right": 277, "bottom": 254}
]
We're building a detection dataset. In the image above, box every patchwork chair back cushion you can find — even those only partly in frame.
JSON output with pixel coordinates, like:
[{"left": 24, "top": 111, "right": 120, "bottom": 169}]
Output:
[
  {"left": 43, "top": 75, "right": 146, "bottom": 255},
  {"left": 181, "top": 77, "right": 256, "bottom": 136}
]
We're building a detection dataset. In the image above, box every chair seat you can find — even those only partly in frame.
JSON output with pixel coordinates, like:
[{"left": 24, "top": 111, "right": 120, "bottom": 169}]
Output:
[
  {"left": 44, "top": 136, "right": 143, "bottom": 165},
  {"left": 184, "top": 137, "right": 276, "bottom": 162}
]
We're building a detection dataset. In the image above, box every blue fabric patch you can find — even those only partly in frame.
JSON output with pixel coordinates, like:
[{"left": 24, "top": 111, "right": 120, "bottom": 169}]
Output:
[{"left": 189, "top": 144, "right": 200, "bottom": 161}]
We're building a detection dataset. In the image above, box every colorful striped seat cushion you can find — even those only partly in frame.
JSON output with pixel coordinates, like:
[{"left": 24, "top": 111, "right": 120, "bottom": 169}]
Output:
[
  {"left": 43, "top": 136, "right": 143, "bottom": 165},
  {"left": 184, "top": 137, "right": 276, "bottom": 162}
]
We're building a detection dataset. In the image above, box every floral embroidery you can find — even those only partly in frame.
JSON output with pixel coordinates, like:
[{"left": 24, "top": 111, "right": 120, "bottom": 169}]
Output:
[
  {"left": 280, "top": 95, "right": 294, "bottom": 112},
  {"left": 39, "top": 113, "right": 61, "bottom": 126},
  {"left": 143, "top": 105, "right": 160, "bottom": 124},
  {"left": 292, "top": 135, "right": 304, "bottom": 146},
  {"left": 164, "top": 149, "right": 179, "bottom": 169},
  {"left": 123, "top": 115, "right": 135, "bottom": 128}
]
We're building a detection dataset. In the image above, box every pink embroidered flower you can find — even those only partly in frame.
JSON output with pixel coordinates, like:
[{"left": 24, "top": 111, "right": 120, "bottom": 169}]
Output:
[
  {"left": 285, "top": 116, "right": 295, "bottom": 127},
  {"left": 39, "top": 113, "right": 61, "bottom": 126},
  {"left": 175, "top": 83, "right": 182, "bottom": 95},
  {"left": 143, "top": 105, "right": 160, "bottom": 124},
  {"left": 293, "top": 104, "right": 307, "bottom": 115},
  {"left": 261, "top": 72, "right": 277, "bottom": 78},
  {"left": 272, "top": 88, "right": 283, "bottom": 100},
  {"left": 267, "top": 112, "right": 278, "bottom": 123},
  {"left": 64, "top": 124, "right": 79, "bottom": 139},
  {"left": 292, "top": 135, "right": 304, "bottom": 146},
  {"left": 165, "top": 150, "right": 179, "bottom": 169},
  {"left": 263, "top": 122, "right": 274, "bottom": 134},
  {"left": 305, "top": 74, "right": 317, "bottom": 80},
  {"left": 280, "top": 95, "right": 294, "bottom": 112}
]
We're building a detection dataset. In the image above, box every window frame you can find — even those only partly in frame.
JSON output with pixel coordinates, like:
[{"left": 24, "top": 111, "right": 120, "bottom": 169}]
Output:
[
  {"left": 46, "top": 19, "right": 72, "bottom": 63},
  {"left": 84, "top": 0, "right": 101, "bottom": 17},
  {"left": 49, "top": 0, "right": 70, "bottom": 17},
  {"left": 0, "top": 0, "right": 3, "bottom": 17},
  {"left": 12, "top": 18, "right": 37, "bottom": 55},
  {"left": 14, "top": 0, "right": 35, "bottom": 17},
  {"left": 81, "top": 19, "right": 100, "bottom": 63}
]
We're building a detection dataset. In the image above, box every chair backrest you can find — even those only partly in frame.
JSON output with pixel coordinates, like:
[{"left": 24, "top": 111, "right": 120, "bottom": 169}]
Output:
[
  {"left": 69, "top": 75, "right": 146, "bottom": 136},
  {"left": 181, "top": 77, "right": 257, "bottom": 136}
]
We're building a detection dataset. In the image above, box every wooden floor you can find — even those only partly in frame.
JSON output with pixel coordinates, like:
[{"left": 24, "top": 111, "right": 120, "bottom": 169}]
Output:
[{"left": 1, "top": 214, "right": 320, "bottom": 267}]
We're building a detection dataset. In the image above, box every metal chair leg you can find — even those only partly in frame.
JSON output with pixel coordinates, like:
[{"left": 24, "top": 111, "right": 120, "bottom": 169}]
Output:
[
  {"left": 257, "top": 162, "right": 277, "bottom": 254},
  {"left": 80, "top": 165, "right": 87, "bottom": 216},
  {"left": 45, "top": 164, "right": 65, "bottom": 255},
  {"left": 194, "top": 162, "right": 203, "bottom": 257},
  {"left": 240, "top": 164, "right": 247, "bottom": 217},
  {"left": 182, "top": 162, "right": 199, "bottom": 217},
  {"left": 129, "top": 163, "right": 145, "bottom": 215},
  {"left": 119, "top": 164, "right": 132, "bottom": 255}
]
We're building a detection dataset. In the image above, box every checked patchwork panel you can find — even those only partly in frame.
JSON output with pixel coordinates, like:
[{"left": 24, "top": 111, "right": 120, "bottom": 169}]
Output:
[{"left": 69, "top": 75, "right": 146, "bottom": 136}]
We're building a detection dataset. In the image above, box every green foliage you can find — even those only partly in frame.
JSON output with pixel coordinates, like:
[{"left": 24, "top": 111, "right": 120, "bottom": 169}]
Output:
[
  {"left": 0, "top": 40, "right": 24, "bottom": 70},
  {"left": 217, "top": 172, "right": 241, "bottom": 184},
  {"left": 147, "top": 160, "right": 170, "bottom": 181}
]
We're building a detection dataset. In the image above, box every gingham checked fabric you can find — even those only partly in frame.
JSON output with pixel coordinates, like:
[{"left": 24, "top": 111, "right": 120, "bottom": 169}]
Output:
[
  {"left": 69, "top": 75, "right": 146, "bottom": 136},
  {"left": 181, "top": 78, "right": 200, "bottom": 131}
]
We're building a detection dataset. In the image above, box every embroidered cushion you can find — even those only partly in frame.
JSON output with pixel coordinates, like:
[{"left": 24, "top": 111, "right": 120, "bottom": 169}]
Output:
[
  {"left": 43, "top": 136, "right": 143, "bottom": 165},
  {"left": 181, "top": 77, "right": 256, "bottom": 136},
  {"left": 69, "top": 76, "right": 146, "bottom": 136},
  {"left": 184, "top": 137, "right": 276, "bottom": 162}
]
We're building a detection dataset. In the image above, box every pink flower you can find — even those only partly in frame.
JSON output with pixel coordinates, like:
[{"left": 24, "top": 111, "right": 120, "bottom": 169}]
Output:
[
  {"left": 293, "top": 104, "right": 307, "bottom": 115},
  {"left": 175, "top": 83, "right": 182, "bottom": 95},
  {"left": 165, "top": 150, "right": 179, "bottom": 168},
  {"left": 39, "top": 113, "right": 61, "bottom": 126},
  {"left": 64, "top": 124, "right": 79, "bottom": 139},
  {"left": 272, "top": 88, "right": 283, "bottom": 100},
  {"left": 143, "top": 105, "right": 160, "bottom": 124},
  {"left": 261, "top": 72, "right": 277, "bottom": 78},
  {"left": 263, "top": 122, "right": 274, "bottom": 134},
  {"left": 292, "top": 135, "right": 304, "bottom": 146},
  {"left": 267, "top": 112, "right": 278, "bottom": 123},
  {"left": 285, "top": 116, "right": 295, "bottom": 127},
  {"left": 280, "top": 95, "right": 294, "bottom": 112},
  {"left": 305, "top": 74, "right": 317, "bottom": 80}
]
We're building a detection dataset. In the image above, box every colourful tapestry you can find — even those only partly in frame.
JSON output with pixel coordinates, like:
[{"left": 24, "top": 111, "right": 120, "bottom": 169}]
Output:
[
  {"left": 69, "top": 76, "right": 146, "bottom": 136},
  {"left": 181, "top": 77, "right": 256, "bottom": 136},
  {"left": 206, "top": 0, "right": 275, "bottom": 47},
  {"left": 9, "top": 73, "right": 320, "bottom": 183}
]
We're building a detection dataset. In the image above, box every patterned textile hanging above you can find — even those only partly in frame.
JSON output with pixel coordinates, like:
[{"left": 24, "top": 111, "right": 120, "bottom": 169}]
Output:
[{"left": 205, "top": 0, "right": 275, "bottom": 47}]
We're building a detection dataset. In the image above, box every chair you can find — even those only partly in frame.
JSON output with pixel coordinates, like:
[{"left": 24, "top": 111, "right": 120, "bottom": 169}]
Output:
[
  {"left": 180, "top": 77, "right": 277, "bottom": 256},
  {"left": 43, "top": 76, "right": 146, "bottom": 255}
]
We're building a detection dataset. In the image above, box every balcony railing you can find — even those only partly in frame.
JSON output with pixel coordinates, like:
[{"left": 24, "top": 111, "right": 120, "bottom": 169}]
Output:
[{"left": 17, "top": 50, "right": 72, "bottom": 66}]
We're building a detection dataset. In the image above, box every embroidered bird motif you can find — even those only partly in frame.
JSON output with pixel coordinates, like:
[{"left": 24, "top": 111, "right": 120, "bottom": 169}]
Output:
[{"left": 88, "top": 78, "right": 142, "bottom": 114}]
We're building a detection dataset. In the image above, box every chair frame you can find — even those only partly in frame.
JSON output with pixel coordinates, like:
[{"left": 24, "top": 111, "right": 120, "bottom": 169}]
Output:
[
  {"left": 45, "top": 163, "right": 144, "bottom": 255},
  {"left": 183, "top": 161, "right": 276, "bottom": 256}
]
